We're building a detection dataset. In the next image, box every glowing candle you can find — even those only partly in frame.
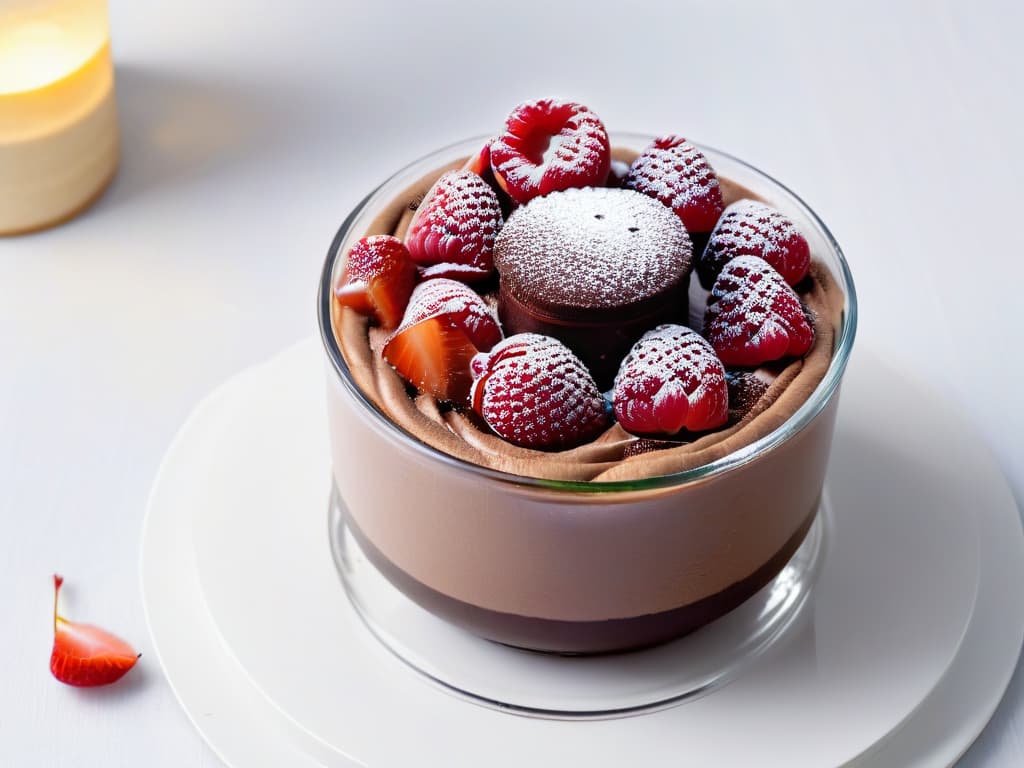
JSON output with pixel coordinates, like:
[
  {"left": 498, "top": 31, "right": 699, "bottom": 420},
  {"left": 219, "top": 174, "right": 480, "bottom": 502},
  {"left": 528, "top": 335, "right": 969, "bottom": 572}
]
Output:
[{"left": 0, "top": 0, "right": 118, "bottom": 235}]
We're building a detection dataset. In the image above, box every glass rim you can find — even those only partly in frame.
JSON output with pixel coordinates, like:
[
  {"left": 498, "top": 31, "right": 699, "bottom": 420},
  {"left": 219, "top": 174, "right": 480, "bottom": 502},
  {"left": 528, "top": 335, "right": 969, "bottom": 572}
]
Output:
[{"left": 317, "top": 134, "right": 858, "bottom": 494}]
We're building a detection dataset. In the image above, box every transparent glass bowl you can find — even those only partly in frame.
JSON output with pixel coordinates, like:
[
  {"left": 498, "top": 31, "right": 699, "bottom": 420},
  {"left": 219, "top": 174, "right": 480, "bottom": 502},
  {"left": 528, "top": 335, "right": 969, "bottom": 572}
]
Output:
[{"left": 318, "top": 134, "right": 857, "bottom": 657}]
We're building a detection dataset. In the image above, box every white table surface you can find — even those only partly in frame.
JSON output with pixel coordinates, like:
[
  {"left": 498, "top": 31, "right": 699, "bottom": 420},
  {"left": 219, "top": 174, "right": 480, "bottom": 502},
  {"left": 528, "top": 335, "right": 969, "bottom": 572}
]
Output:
[{"left": 1, "top": 1, "right": 1021, "bottom": 765}]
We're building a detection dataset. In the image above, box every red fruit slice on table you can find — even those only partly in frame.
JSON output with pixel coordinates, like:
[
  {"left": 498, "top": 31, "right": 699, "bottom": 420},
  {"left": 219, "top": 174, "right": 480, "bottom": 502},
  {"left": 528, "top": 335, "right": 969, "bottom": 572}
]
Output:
[
  {"left": 405, "top": 170, "right": 503, "bottom": 282},
  {"left": 698, "top": 199, "right": 810, "bottom": 288},
  {"left": 625, "top": 135, "right": 724, "bottom": 234},
  {"left": 704, "top": 255, "right": 815, "bottom": 367},
  {"left": 383, "top": 279, "right": 502, "bottom": 403},
  {"left": 470, "top": 333, "right": 609, "bottom": 450},
  {"left": 490, "top": 98, "right": 611, "bottom": 205},
  {"left": 334, "top": 235, "right": 417, "bottom": 329},
  {"left": 613, "top": 324, "right": 729, "bottom": 436},
  {"left": 49, "top": 575, "right": 139, "bottom": 687}
]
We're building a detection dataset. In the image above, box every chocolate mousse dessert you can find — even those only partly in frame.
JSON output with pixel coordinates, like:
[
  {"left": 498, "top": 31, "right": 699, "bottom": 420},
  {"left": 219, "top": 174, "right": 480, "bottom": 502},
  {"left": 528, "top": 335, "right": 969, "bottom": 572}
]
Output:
[{"left": 321, "top": 97, "right": 853, "bottom": 652}]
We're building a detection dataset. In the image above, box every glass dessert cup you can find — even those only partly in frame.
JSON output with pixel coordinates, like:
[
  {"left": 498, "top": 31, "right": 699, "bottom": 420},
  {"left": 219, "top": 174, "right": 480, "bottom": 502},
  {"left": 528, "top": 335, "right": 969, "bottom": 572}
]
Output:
[{"left": 318, "top": 135, "right": 857, "bottom": 661}]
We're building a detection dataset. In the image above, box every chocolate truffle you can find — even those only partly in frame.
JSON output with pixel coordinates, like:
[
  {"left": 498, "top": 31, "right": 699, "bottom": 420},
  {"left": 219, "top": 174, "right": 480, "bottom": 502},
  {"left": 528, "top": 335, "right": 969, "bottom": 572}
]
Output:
[{"left": 493, "top": 187, "right": 693, "bottom": 388}]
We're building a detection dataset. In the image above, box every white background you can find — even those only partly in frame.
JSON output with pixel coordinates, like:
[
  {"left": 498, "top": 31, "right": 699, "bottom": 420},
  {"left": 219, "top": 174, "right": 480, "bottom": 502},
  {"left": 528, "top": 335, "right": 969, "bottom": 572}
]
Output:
[{"left": 1, "top": 0, "right": 1022, "bottom": 765}]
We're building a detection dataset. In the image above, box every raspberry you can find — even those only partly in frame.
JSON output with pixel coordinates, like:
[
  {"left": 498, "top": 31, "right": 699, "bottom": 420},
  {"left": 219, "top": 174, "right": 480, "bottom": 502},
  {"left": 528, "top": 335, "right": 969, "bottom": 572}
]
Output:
[
  {"left": 405, "top": 170, "right": 503, "bottom": 282},
  {"left": 470, "top": 333, "right": 608, "bottom": 450},
  {"left": 613, "top": 325, "right": 728, "bottom": 436},
  {"left": 625, "top": 136, "right": 724, "bottom": 234},
  {"left": 704, "top": 256, "right": 814, "bottom": 367},
  {"left": 698, "top": 199, "right": 810, "bottom": 288},
  {"left": 490, "top": 99, "right": 611, "bottom": 205}
]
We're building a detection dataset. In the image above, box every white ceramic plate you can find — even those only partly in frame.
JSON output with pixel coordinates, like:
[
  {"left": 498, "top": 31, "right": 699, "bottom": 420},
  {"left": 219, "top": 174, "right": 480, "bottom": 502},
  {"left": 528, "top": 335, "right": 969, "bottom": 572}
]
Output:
[{"left": 141, "top": 339, "right": 1023, "bottom": 767}]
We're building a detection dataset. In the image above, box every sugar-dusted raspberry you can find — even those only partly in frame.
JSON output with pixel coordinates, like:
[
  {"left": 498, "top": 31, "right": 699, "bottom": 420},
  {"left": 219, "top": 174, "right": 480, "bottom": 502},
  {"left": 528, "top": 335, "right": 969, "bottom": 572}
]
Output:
[
  {"left": 613, "top": 325, "right": 728, "bottom": 436},
  {"left": 698, "top": 199, "right": 810, "bottom": 288},
  {"left": 405, "top": 170, "right": 503, "bottom": 282},
  {"left": 490, "top": 99, "right": 611, "bottom": 205},
  {"left": 704, "top": 256, "right": 814, "bottom": 367},
  {"left": 333, "top": 235, "right": 417, "bottom": 329},
  {"left": 625, "top": 136, "right": 724, "bottom": 234},
  {"left": 470, "top": 333, "right": 608, "bottom": 450}
]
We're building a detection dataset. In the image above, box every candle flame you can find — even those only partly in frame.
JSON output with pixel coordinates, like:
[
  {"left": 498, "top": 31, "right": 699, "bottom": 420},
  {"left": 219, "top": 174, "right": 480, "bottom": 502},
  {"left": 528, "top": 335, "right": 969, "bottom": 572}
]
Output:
[{"left": 0, "top": 0, "right": 108, "bottom": 94}]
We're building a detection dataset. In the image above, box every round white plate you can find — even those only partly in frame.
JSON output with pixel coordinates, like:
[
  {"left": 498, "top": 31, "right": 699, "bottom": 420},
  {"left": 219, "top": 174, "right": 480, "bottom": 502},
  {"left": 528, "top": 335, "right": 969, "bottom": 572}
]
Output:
[{"left": 142, "top": 339, "right": 1024, "bottom": 767}]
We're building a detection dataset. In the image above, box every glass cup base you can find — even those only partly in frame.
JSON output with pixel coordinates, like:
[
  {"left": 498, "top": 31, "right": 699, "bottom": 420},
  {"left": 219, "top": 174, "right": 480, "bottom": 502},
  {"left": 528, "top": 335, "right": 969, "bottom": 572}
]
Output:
[{"left": 329, "top": 485, "right": 826, "bottom": 720}]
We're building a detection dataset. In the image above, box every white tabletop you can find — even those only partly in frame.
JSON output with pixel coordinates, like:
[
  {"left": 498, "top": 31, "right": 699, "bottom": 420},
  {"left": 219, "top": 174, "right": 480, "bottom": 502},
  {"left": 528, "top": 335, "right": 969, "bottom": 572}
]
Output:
[{"left": 1, "top": 1, "right": 1021, "bottom": 765}]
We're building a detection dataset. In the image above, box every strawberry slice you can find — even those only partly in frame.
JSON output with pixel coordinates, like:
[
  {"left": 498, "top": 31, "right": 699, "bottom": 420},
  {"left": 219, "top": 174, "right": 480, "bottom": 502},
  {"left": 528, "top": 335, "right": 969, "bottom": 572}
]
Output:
[
  {"left": 49, "top": 575, "right": 139, "bottom": 687},
  {"left": 698, "top": 199, "right": 810, "bottom": 288},
  {"left": 334, "top": 235, "right": 417, "bottom": 329},
  {"left": 461, "top": 137, "right": 494, "bottom": 179},
  {"left": 382, "top": 279, "right": 503, "bottom": 403},
  {"left": 625, "top": 136, "right": 724, "bottom": 234},
  {"left": 405, "top": 170, "right": 503, "bottom": 282},
  {"left": 470, "top": 333, "right": 609, "bottom": 450},
  {"left": 382, "top": 318, "right": 479, "bottom": 403},
  {"left": 704, "top": 256, "right": 815, "bottom": 367},
  {"left": 613, "top": 325, "right": 729, "bottom": 436},
  {"left": 490, "top": 98, "right": 611, "bottom": 205}
]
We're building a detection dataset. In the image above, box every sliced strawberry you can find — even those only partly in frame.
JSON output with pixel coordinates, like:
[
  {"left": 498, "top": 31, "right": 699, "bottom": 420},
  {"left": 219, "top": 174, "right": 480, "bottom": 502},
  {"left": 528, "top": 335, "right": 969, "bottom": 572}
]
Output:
[
  {"left": 470, "top": 333, "right": 609, "bottom": 450},
  {"left": 383, "top": 279, "right": 503, "bottom": 403},
  {"left": 613, "top": 325, "right": 728, "bottom": 436},
  {"left": 334, "top": 235, "right": 417, "bottom": 329},
  {"left": 49, "top": 575, "right": 139, "bottom": 687},
  {"left": 704, "top": 256, "right": 815, "bottom": 367},
  {"left": 461, "top": 138, "right": 494, "bottom": 179},
  {"left": 382, "top": 318, "right": 479, "bottom": 403},
  {"left": 625, "top": 136, "right": 724, "bottom": 234},
  {"left": 405, "top": 170, "right": 503, "bottom": 282},
  {"left": 490, "top": 99, "right": 611, "bottom": 205},
  {"left": 398, "top": 279, "right": 503, "bottom": 350},
  {"left": 698, "top": 199, "right": 810, "bottom": 288}
]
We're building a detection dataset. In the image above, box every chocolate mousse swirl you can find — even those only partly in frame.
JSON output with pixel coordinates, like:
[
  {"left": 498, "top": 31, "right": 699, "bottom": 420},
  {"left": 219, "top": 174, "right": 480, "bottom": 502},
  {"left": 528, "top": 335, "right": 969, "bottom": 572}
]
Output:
[{"left": 332, "top": 151, "right": 844, "bottom": 483}]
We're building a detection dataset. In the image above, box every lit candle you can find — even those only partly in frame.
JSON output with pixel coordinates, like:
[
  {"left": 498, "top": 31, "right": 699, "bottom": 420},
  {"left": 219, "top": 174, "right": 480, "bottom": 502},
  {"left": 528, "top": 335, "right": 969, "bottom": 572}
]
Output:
[{"left": 0, "top": 0, "right": 118, "bottom": 235}]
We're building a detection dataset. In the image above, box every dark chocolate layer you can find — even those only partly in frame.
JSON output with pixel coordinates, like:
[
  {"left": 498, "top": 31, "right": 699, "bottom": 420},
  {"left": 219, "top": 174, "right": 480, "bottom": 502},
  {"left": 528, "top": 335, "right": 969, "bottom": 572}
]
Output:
[{"left": 346, "top": 504, "right": 817, "bottom": 654}]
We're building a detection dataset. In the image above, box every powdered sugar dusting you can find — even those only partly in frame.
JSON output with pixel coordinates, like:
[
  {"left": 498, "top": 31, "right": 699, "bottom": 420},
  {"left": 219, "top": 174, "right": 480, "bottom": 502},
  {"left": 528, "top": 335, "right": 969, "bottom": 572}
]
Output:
[
  {"left": 493, "top": 187, "right": 692, "bottom": 312},
  {"left": 698, "top": 199, "right": 810, "bottom": 287},
  {"left": 418, "top": 262, "right": 492, "bottom": 281},
  {"left": 704, "top": 256, "right": 814, "bottom": 367},
  {"left": 405, "top": 170, "right": 502, "bottom": 280},
  {"left": 625, "top": 136, "right": 724, "bottom": 233},
  {"left": 470, "top": 333, "right": 608, "bottom": 450},
  {"left": 613, "top": 324, "right": 728, "bottom": 435}
]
